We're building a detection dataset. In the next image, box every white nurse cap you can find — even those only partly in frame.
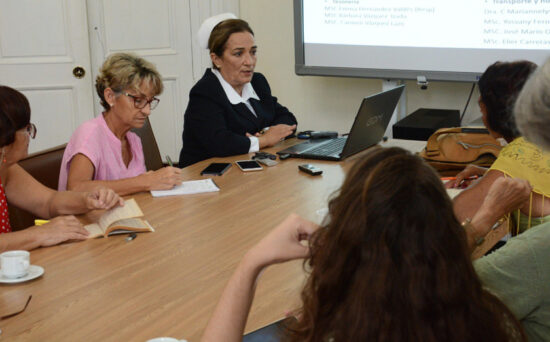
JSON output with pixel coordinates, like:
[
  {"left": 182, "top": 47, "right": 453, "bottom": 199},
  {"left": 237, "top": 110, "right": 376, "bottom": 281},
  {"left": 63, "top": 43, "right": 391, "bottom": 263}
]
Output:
[{"left": 197, "top": 12, "right": 238, "bottom": 50}]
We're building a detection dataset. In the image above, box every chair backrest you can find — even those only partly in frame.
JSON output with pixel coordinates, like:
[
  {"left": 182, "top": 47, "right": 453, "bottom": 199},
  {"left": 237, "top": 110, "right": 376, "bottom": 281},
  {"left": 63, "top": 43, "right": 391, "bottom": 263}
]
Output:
[
  {"left": 131, "top": 118, "right": 164, "bottom": 171},
  {"left": 8, "top": 144, "right": 66, "bottom": 231}
]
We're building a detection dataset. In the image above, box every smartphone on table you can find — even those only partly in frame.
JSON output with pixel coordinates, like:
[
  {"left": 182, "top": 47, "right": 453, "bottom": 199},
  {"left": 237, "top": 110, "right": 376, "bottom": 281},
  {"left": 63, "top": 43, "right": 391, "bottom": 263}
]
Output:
[
  {"left": 235, "top": 160, "right": 263, "bottom": 172},
  {"left": 200, "top": 162, "right": 231, "bottom": 176}
]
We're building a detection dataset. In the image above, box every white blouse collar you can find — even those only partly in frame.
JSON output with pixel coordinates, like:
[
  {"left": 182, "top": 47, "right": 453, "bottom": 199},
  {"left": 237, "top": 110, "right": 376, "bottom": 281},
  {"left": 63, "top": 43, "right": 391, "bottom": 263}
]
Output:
[{"left": 211, "top": 68, "right": 260, "bottom": 105}]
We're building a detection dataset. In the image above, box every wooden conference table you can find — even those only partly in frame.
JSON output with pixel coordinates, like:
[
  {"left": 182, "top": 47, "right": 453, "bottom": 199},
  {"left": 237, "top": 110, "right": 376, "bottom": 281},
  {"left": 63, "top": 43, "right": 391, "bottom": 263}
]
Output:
[{"left": 0, "top": 139, "right": 424, "bottom": 341}]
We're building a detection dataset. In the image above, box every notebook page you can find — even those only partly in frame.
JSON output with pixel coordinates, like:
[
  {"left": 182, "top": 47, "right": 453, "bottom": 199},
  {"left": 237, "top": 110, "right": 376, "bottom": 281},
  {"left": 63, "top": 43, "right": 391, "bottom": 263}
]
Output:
[
  {"left": 151, "top": 179, "right": 220, "bottom": 197},
  {"left": 446, "top": 188, "right": 463, "bottom": 199}
]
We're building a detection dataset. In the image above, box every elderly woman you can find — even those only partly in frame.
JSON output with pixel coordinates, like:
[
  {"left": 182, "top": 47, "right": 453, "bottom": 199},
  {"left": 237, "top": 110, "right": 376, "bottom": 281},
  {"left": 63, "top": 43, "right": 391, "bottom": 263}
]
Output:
[
  {"left": 58, "top": 53, "right": 182, "bottom": 195},
  {"left": 451, "top": 61, "right": 550, "bottom": 234},
  {"left": 178, "top": 14, "right": 297, "bottom": 167},
  {"left": 0, "top": 86, "right": 121, "bottom": 252},
  {"left": 202, "top": 148, "right": 527, "bottom": 341}
]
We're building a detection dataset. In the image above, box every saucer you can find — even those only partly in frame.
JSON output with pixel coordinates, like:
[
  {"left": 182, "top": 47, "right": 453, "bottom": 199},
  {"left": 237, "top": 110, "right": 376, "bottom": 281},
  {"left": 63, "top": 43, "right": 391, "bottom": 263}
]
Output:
[{"left": 0, "top": 265, "right": 44, "bottom": 284}]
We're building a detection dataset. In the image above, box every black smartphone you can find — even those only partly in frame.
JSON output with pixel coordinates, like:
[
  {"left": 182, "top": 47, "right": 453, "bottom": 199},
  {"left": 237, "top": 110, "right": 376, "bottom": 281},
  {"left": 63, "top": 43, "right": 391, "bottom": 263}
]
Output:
[
  {"left": 298, "top": 164, "right": 323, "bottom": 176},
  {"left": 243, "top": 316, "right": 296, "bottom": 341},
  {"left": 200, "top": 162, "right": 231, "bottom": 176}
]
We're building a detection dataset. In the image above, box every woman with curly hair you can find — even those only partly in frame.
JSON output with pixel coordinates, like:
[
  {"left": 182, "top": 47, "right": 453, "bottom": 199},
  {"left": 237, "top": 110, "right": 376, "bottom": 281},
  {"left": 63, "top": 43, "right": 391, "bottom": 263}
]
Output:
[{"left": 202, "top": 147, "right": 527, "bottom": 341}]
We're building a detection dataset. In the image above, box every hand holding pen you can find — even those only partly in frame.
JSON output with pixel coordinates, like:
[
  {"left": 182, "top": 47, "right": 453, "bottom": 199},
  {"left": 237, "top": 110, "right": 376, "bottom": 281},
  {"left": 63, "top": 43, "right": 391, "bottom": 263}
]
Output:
[{"left": 444, "top": 164, "right": 487, "bottom": 189}]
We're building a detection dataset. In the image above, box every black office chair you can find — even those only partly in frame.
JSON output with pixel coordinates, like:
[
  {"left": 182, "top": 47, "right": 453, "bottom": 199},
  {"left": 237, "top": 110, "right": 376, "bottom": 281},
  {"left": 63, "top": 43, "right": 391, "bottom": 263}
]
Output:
[
  {"left": 131, "top": 118, "right": 164, "bottom": 171},
  {"left": 8, "top": 144, "right": 67, "bottom": 231}
]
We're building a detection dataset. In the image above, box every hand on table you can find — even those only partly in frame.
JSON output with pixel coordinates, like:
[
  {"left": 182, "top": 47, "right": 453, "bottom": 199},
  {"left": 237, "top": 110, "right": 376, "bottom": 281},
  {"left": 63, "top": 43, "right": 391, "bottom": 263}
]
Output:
[
  {"left": 33, "top": 215, "right": 89, "bottom": 247},
  {"left": 248, "top": 124, "right": 297, "bottom": 148}
]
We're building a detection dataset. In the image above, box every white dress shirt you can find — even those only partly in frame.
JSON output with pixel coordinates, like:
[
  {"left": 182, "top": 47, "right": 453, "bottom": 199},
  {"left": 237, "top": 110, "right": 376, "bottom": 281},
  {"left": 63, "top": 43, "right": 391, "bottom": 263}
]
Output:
[{"left": 211, "top": 68, "right": 262, "bottom": 153}]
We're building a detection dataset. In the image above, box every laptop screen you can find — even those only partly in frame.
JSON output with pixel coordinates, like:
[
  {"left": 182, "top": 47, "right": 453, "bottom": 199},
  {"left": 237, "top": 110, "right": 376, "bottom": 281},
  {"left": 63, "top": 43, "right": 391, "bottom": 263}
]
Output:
[{"left": 341, "top": 85, "right": 404, "bottom": 158}]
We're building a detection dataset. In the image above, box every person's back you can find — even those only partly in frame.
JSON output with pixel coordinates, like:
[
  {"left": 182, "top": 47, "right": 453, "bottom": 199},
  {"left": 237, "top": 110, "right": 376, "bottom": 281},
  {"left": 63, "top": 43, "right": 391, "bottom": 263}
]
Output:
[
  {"left": 286, "top": 148, "right": 523, "bottom": 341},
  {"left": 451, "top": 60, "right": 550, "bottom": 233},
  {"left": 202, "top": 147, "right": 525, "bottom": 342}
]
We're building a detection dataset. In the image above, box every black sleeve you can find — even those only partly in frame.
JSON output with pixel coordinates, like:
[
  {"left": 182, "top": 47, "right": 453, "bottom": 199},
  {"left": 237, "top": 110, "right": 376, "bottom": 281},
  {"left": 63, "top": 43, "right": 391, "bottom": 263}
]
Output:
[
  {"left": 254, "top": 73, "right": 298, "bottom": 127},
  {"left": 184, "top": 90, "right": 251, "bottom": 158},
  {"left": 271, "top": 95, "right": 297, "bottom": 126}
]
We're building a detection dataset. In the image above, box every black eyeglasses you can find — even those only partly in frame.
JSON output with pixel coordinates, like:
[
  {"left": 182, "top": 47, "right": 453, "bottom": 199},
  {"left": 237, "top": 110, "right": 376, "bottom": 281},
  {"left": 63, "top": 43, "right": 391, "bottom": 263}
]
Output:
[
  {"left": 26, "top": 123, "right": 37, "bottom": 139},
  {"left": 123, "top": 93, "right": 160, "bottom": 110}
]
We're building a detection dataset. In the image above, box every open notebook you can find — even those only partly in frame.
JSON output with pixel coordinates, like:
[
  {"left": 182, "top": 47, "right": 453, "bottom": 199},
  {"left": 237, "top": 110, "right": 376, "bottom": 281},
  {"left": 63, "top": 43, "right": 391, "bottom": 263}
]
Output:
[{"left": 84, "top": 198, "right": 154, "bottom": 238}]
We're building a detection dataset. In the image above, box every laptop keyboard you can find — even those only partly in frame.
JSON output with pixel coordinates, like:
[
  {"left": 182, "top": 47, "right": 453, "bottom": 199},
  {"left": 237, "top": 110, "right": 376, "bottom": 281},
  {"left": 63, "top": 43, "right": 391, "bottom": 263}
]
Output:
[{"left": 307, "top": 137, "right": 346, "bottom": 156}]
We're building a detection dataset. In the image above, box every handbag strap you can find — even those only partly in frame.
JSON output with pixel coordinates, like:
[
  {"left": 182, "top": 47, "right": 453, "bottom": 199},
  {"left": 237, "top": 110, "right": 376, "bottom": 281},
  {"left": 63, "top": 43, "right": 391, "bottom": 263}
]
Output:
[
  {"left": 471, "top": 218, "right": 509, "bottom": 260},
  {"left": 425, "top": 128, "right": 463, "bottom": 157}
]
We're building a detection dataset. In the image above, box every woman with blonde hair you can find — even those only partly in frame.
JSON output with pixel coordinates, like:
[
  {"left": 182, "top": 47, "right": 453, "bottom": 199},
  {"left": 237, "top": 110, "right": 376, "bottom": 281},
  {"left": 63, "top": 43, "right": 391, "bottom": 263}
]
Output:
[{"left": 59, "top": 52, "right": 182, "bottom": 195}]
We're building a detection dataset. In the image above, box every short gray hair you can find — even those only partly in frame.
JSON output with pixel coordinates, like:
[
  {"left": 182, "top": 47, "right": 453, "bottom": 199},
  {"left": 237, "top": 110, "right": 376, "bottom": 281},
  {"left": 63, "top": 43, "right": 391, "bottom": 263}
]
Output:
[{"left": 514, "top": 58, "right": 550, "bottom": 150}]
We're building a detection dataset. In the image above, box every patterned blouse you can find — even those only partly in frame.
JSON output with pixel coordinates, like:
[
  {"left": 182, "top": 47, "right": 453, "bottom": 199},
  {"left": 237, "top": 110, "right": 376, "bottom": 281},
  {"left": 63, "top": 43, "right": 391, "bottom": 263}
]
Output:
[{"left": 0, "top": 176, "right": 12, "bottom": 234}]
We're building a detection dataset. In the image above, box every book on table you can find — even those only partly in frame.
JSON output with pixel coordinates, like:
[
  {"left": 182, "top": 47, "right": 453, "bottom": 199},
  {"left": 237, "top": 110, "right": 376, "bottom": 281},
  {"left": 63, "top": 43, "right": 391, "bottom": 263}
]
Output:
[{"left": 84, "top": 198, "right": 154, "bottom": 238}]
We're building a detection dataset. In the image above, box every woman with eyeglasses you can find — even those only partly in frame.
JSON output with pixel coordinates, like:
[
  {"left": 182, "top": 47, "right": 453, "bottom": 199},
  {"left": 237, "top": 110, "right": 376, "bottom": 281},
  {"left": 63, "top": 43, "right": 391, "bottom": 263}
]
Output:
[
  {"left": 58, "top": 53, "right": 182, "bottom": 195},
  {"left": 0, "top": 85, "right": 122, "bottom": 252}
]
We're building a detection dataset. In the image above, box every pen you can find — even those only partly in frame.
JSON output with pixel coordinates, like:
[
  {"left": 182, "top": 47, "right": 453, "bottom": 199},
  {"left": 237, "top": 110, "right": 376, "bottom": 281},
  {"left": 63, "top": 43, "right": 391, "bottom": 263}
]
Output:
[
  {"left": 34, "top": 219, "right": 50, "bottom": 226},
  {"left": 125, "top": 233, "right": 137, "bottom": 242},
  {"left": 440, "top": 175, "right": 479, "bottom": 181},
  {"left": 166, "top": 155, "right": 173, "bottom": 167}
]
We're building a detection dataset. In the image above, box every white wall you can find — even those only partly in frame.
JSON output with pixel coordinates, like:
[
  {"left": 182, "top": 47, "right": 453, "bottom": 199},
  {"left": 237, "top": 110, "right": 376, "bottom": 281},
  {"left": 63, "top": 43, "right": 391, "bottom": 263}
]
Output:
[{"left": 239, "top": 0, "right": 483, "bottom": 134}]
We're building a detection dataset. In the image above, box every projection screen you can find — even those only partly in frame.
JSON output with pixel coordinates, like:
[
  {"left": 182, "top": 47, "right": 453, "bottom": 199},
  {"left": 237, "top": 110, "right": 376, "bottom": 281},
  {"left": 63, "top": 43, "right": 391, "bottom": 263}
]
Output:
[{"left": 294, "top": 0, "right": 550, "bottom": 82}]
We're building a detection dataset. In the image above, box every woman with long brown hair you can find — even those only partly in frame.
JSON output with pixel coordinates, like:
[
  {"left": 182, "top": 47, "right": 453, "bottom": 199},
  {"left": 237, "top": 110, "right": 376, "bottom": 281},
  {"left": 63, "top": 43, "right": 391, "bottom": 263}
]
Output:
[{"left": 202, "top": 147, "right": 527, "bottom": 341}]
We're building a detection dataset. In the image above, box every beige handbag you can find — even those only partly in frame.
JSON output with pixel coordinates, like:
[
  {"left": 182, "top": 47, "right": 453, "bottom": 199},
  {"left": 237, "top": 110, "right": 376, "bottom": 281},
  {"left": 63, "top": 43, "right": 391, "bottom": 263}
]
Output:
[{"left": 419, "top": 127, "right": 502, "bottom": 175}]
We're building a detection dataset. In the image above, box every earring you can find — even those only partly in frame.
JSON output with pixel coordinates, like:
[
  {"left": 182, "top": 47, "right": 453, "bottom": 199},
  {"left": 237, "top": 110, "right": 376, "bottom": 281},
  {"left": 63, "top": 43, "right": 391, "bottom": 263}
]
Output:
[{"left": 216, "top": 65, "right": 221, "bottom": 69}]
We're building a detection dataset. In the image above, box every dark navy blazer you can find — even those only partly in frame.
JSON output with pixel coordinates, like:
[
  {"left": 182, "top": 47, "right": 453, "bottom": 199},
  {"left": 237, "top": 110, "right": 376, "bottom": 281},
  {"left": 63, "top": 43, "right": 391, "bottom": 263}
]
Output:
[{"left": 179, "top": 69, "right": 297, "bottom": 167}]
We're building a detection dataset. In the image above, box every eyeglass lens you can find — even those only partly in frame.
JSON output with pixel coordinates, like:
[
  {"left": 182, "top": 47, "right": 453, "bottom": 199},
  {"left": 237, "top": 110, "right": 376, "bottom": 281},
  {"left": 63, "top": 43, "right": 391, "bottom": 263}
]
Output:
[
  {"left": 135, "top": 97, "right": 159, "bottom": 110},
  {"left": 125, "top": 93, "right": 159, "bottom": 110}
]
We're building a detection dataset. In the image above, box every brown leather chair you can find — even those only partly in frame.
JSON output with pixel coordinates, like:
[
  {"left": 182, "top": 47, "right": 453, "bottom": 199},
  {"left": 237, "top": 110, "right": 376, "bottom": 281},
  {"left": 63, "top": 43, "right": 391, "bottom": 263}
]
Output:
[
  {"left": 8, "top": 144, "right": 67, "bottom": 231},
  {"left": 131, "top": 118, "right": 164, "bottom": 171}
]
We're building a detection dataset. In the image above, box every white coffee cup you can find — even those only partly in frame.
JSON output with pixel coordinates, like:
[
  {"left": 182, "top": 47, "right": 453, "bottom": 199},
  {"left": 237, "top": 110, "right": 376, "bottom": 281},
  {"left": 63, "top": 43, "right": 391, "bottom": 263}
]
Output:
[
  {"left": 0, "top": 250, "right": 30, "bottom": 279},
  {"left": 146, "top": 338, "right": 187, "bottom": 342}
]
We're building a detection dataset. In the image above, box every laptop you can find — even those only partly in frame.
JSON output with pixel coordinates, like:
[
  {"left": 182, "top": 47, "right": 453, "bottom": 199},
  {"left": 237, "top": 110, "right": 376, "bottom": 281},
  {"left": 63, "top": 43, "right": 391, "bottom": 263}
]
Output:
[{"left": 277, "top": 85, "right": 405, "bottom": 161}]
